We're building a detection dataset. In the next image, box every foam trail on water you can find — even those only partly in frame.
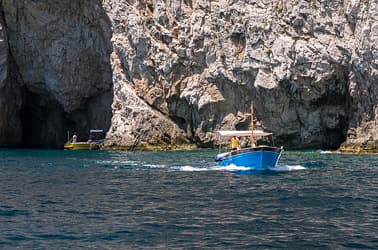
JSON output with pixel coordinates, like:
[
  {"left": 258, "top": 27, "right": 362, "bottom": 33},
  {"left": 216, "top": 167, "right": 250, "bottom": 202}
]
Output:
[
  {"left": 179, "top": 164, "right": 251, "bottom": 172},
  {"left": 95, "top": 160, "right": 140, "bottom": 166},
  {"left": 179, "top": 164, "right": 306, "bottom": 172},
  {"left": 319, "top": 150, "right": 340, "bottom": 154},
  {"left": 144, "top": 164, "right": 166, "bottom": 169},
  {"left": 215, "top": 164, "right": 251, "bottom": 171},
  {"left": 179, "top": 166, "right": 210, "bottom": 172},
  {"left": 269, "top": 165, "right": 306, "bottom": 172}
]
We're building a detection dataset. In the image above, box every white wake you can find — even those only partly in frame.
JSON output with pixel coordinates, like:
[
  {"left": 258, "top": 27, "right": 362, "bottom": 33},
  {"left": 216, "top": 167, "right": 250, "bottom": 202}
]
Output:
[
  {"left": 179, "top": 166, "right": 210, "bottom": 171},
  {"left": 179, "top": 164, "right": 250, "bottom": 172},
  {"left": 214, "top": 164, "right": 251, "bottom": 171},
  {"left": 269, "top": 165, "right": 306, "bottom": 172},
  {"left": 179, "top": 164, "right": 306, "bottom": 172}
]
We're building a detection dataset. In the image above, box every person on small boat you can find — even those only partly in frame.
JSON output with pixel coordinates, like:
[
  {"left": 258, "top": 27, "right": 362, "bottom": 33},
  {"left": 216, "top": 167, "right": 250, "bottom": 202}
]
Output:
[
  {"left": 88, "top": 132, "right": 94, "bottom": 143},
  {"left": 72, "top": 133, "right": 77, "bottom": 144},
  {"left": 231, "top": 136, "right": 240, "bottom": 150}
]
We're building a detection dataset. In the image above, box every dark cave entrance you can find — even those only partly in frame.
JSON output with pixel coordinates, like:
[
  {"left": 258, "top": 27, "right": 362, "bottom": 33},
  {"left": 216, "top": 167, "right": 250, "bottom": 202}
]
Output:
[
  {"left": 19, "top": 88, "right": 113, "bottom": 148},
  {"left": 20, "top": 89, "right": 70, "bottom": 148}
]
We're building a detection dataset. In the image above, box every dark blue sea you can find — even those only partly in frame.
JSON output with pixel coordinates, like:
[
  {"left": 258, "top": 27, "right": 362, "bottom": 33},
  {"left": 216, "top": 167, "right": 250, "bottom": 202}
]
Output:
[{"left": 0, "top": 149, "right": 377, "bottom": 249}]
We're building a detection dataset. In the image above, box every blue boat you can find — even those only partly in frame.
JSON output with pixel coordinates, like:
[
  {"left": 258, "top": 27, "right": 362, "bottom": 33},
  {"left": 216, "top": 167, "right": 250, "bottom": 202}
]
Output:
[{"left": 214, "top": 130, "right": 283, "bottom": 170}]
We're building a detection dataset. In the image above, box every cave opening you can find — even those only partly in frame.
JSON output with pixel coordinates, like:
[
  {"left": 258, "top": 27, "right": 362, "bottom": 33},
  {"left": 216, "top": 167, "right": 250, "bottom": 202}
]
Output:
[
  {"left": 20, "top": 88, "right": 68, "bottom": 148},
  {"left": 8, "top": 0, "right": 115, "bottom": 149},
  {"left": 19, "top": 88, "right": 113, "bottom": 149}
]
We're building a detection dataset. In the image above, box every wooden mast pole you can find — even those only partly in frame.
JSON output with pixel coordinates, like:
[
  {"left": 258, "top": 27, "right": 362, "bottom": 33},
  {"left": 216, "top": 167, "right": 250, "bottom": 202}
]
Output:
[{"left": 250, "top": 103, "right": 255, "bottom": 147}]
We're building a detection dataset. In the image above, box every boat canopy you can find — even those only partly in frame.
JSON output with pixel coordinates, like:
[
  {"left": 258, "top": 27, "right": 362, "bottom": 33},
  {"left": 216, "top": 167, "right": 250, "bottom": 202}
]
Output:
[
  {"left": 90, "top": 129, "right": 103, "bottom": 133},
  {"left": 217, "top": 130, "right": 272, "bottom": 137}
]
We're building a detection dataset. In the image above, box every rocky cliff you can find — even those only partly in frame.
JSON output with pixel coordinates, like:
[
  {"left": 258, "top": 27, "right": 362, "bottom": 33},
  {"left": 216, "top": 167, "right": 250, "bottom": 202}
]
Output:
[
  {"left": 1, "top": 0, "right": 113, "bottom": 147},
  {"left": 0, "top": 5, "right": 22, "bottom": 146},
  {"left": 0, "top": 0, "right": 377, "bottom": 152}
]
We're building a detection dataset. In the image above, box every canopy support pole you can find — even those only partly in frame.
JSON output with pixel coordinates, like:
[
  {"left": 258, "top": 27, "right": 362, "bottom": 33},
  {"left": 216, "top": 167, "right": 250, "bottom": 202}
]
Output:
[{"left": 250, "top": 103, "right": 255, "bottom": 146}]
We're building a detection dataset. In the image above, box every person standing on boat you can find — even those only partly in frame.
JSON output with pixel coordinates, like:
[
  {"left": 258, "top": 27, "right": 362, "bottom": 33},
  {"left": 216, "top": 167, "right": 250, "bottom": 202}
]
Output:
[
  {"left": 88, "top": 132, "right": 94, "bottom": 143},
  {"left": 72, "top": 133, "right": 77, "bottom": 144},
  {"left": 231, "top": 136, "right": 240, "bottom": 150}
]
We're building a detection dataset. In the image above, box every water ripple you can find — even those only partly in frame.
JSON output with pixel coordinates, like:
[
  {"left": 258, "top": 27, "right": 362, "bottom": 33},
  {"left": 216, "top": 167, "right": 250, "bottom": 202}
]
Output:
[{"left": 0, "top": 149, "right": 377, "bottom": 249}]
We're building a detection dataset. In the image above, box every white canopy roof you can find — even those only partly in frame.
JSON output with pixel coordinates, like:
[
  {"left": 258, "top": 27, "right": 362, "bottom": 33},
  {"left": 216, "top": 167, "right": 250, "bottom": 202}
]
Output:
[
  {"left": 90, "top": 129, "right": 103, "bottom": 133},
  {"left": 217, "top": 130, "right": 272, "bottom": 137}
]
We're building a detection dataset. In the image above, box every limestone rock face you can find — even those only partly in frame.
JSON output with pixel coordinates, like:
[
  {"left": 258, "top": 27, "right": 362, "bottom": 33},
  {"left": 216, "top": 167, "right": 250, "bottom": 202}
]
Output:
[
  {"left": 103, "top": 51, "right": 192, "bottom": 150},
  {"left": 2, "top": 0, "right": 113, "bottom": 147},
  {"left": 0, "top": 6, "right": 22, "bottom": 146},
  {"left": 1, "top": 0, "right": 377, "bottom": 151},
  {"left": 102, "top": 0, "right": 378, "bottom": 151}
]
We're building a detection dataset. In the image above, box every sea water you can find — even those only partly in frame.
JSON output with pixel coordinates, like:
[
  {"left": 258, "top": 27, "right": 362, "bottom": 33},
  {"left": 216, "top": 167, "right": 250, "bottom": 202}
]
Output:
[{"left": 0, "top": 149, "right": 377, "bottom": 249}]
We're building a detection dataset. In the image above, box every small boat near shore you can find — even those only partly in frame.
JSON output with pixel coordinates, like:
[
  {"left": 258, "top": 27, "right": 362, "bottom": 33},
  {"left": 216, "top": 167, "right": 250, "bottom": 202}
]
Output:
[
  {"left": 63, "top": 141, "right": 104, "bottom": 150},
  {"left": 64, "top": 130, "right": 105, "bottom": 150},
  {"left": 214, "top": 104, "right": 283, "bottom": 170}
]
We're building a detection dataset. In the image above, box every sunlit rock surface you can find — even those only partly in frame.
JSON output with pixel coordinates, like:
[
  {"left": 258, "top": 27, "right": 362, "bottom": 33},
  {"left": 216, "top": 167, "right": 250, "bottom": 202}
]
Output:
[{"left": 1, "top": 0, "right": 377, "bottom": 151}]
